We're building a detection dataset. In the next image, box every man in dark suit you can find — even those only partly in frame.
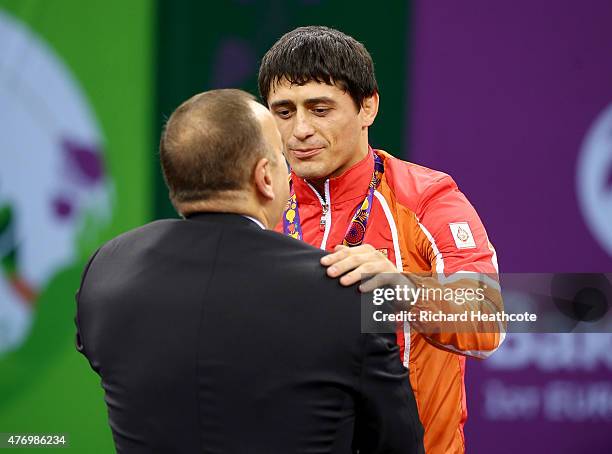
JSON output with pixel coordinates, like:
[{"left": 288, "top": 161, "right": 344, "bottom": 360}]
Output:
[{"left": 75, "top": 89, "right": 424, "bottom": 453}]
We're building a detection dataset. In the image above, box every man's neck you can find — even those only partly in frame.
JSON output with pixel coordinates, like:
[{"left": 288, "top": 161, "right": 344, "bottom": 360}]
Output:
[
  {"left": 308, "top": 178, "right": 326, "bottom": 199},
  {"left": 178, "top": 195, "right": 270, "bottom": 229}
]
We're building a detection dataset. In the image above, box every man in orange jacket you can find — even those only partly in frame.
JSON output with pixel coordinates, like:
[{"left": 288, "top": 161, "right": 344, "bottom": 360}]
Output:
[{"left": 258, "top": 26, "right": 505, "bottom": 453}]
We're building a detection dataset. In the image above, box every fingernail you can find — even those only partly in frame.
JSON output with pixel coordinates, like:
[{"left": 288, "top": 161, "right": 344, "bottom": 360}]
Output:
[{"left": 329, "top": 266, "right": 337, "bottom": 274}]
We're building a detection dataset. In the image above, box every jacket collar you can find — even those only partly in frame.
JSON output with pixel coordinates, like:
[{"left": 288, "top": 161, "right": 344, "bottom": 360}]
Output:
[
  {"left": 291, "top": 147, "right": 375, "bottom": 205},
  {"left": 185, "top": 212, "right": 264, "bottom": 229}
]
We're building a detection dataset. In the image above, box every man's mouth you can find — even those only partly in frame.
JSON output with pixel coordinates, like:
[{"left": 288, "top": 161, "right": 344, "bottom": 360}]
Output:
[{"left": 290, "top": 147, "right": 324, "bottom": 159}]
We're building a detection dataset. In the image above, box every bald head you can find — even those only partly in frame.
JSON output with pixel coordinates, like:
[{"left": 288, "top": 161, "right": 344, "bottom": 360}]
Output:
[{"left": 160, "top": 89, "right": 271, "bottom": 208}]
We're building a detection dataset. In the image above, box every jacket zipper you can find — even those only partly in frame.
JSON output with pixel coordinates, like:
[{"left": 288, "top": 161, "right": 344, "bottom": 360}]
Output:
[{"left": 306, "top": 180, "right": 332, "bottom": 250}]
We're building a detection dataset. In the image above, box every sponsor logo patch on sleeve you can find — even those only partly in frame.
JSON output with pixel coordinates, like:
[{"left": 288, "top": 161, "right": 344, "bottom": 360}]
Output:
[{"left": 449, "top": 222, "right": 476, "bottom": 249}]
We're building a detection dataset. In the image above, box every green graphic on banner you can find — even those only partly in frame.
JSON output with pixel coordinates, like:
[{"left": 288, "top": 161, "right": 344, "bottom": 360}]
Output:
[{"left": 0, "top": 1, "right": 153, "bottom": 452}]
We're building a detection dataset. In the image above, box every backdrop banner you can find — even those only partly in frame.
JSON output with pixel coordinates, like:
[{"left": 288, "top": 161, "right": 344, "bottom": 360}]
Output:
[
  {"left": 0, "top": 1, "right": 152, "bottom": 451},
  {"left": 409, "top": 1, "right": 612, "bottom": 452}
]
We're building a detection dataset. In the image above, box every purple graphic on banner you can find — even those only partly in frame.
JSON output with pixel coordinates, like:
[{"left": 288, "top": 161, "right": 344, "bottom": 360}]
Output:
[
  {"left": 63, "top": 138, "right": 105, "bottom": 185},
  {"left": 409, "top": 1, "right": 612, "bottom": 452},
  {"left": 409, "top": 1, "right": 612, "bottom": 274}
]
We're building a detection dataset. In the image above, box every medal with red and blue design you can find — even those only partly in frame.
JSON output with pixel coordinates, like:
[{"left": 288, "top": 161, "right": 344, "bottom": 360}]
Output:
[
  {"left": 282, "top": 179, "right": 303, "bottom": 240},
  {"left": 282, "top": 151, "right": 384, "bottom": 247}
]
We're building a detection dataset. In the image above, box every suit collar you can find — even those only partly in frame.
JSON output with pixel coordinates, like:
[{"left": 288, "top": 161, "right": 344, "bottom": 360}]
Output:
[{"left": 185, "top": 212, "right": 264, "bottom": 229}]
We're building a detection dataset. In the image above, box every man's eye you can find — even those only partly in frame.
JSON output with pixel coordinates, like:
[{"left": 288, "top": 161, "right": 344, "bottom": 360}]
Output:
[
  {"left": 312, "top": 107, "right": 330, "bottom": 116},
  {"left": 275, "top": 109, "right": 292, "bottom": 118}
]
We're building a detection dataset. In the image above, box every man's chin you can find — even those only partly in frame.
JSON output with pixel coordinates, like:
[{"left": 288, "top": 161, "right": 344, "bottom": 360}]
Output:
[{"left": 289, "top": 162, "right": 329, "bottom": 181}]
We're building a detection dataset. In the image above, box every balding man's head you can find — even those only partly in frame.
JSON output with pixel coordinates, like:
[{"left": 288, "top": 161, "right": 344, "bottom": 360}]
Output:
[{"left": 160, "top": 89, "right": 271, "bottom": 207}]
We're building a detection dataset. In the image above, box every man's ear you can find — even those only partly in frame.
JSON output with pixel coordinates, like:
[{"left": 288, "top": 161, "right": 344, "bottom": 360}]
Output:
[
  {"left": 254, "top": 157, "right": 275, "bottom": 200},
  {"left": 360, "top": 92, "right": 379, "bottom": 128}
]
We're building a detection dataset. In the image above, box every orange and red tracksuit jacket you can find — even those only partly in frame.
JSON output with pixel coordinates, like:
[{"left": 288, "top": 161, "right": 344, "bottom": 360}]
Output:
[{"left": 276, "top": 147, "right": 504, "bottom": 454}]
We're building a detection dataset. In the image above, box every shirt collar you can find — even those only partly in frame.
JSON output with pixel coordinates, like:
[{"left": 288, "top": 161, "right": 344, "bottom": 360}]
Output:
[{"left": 241, "top": 215, "right": 265, "bottom": 229}]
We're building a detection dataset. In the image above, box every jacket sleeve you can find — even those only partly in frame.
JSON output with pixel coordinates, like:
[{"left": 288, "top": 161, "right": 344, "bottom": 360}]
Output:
[
  {"left": 353, "top": 333, "right": 424, "bottom": 454},
  {"left": 412, "top": 174, "right": 505, "bottom": 359}
]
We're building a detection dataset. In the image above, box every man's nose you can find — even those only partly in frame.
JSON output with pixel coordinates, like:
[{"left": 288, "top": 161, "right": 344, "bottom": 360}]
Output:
[{"left": 293, "top": 110, "right": 315, "bottom": 141}]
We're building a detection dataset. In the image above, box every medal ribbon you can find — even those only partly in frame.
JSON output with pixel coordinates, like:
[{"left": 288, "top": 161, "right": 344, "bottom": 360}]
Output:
[{"left": 282, "top": 151, "right": 384, "bottom": 247}]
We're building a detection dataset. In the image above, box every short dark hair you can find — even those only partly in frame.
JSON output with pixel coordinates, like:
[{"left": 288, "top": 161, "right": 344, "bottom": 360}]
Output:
[
  {"left": 160, "top": 89, "right": 267, "bottom": 206},
  {"left": 258, "top": 26, "right": 378, "bottom": 109}
]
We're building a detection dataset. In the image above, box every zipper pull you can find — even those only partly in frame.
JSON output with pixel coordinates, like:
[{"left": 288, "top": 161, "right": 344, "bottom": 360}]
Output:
[{"left": 319, "top": 204, "right": 329, "bottom": 231}]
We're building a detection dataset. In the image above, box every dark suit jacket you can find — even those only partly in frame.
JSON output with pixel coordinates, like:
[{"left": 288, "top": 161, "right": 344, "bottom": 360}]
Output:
[{"left": 75, "top": 212, "right": 424, "bottom": 454}]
